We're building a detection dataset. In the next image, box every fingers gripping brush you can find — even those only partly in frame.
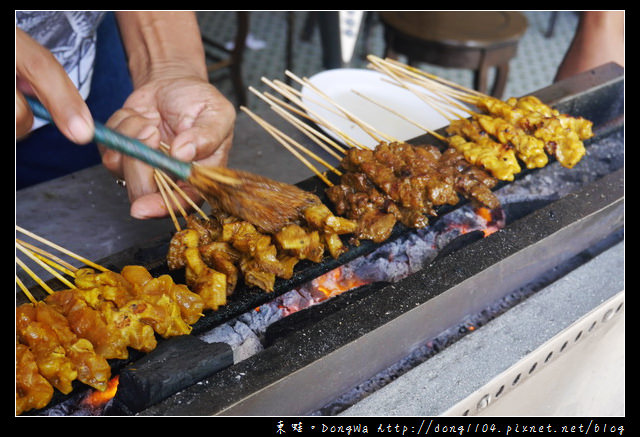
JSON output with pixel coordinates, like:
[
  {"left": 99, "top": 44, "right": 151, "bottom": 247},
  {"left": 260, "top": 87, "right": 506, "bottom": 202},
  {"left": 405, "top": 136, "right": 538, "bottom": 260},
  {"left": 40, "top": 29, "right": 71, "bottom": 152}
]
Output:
[{"left": 25, "top": 96, "right": 320, "bottom": 233}]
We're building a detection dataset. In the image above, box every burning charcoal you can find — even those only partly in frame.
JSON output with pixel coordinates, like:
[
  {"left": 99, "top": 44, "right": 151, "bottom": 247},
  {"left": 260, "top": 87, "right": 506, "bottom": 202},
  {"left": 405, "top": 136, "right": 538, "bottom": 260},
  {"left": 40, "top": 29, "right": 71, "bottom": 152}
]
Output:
[{"left": 112, "top": 335, "right": 232, "bottom": 414}]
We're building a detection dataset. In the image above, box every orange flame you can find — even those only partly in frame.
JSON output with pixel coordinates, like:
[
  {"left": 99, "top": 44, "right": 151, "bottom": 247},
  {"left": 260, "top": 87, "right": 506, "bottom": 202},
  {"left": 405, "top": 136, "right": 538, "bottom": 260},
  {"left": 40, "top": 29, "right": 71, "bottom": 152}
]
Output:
[
  {"left": 81, "top": 375, "right": 119, "bottom": 408},
  {"left": 312, "top": 266, "right": 369, "bottom": 300},
  {"left": 476, "top": 207, "right": 493, "bottom": 223}
]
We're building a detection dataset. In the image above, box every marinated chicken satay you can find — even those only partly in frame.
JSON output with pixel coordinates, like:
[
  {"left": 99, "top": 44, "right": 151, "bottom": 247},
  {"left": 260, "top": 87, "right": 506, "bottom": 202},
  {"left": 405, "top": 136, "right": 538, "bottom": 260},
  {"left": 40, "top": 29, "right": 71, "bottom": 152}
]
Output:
[
  {"left": 323, "top": 231, "right": 348, "bottom": 259},
  {"left": 16, "top": 342, "right": 54, "bottom": 415},
  {"left": 239, "top": 257, "right": 276, "bottom": 292},
  {"left": 74, "top": 268, "right": 136, "bottom": 309},
  {"left": 479, "top": 95, "right": 591, "bottom": 167},
  {"left": 199, "top": 243, "right": 240, "bottom": 295},
  {"left": 167, "top": 228, "right": 201, "bottom": 270},
  {"left": 476, "top": 95, "right": 528, "bottom": 125},
  {"left": 71, "top": 267, "right": 159, "bottom": 350},
  {"left": 184, "top": 247, "right": 228, "bottom": 309},
  {"left": 303, "top": 204, "right": 358, "bottom": 235},
  {"left": 33, "top": 302, "right": 111, "bottom": 392},
  {"left": 446, "top": 134, "right": 520, "bottom": 181},
  {"left": 507, "top": 95, "right": 558, "bottom": 118},
  {"left": 532, "top": 118, "right": 586, "bottom": 168},
  {"left": 45, "top": 289, "right": 130, "bottom": 360},
  {"left": 440, "top": 148, "right": 501, "bottom": 210},
  {"left": 137, "top": 275, "right": 195, "bottom": 336},
  {"left": 16, "top": 304, "right": 78, "bottom": 394},
  {"left": 185, "top": 214, "right": 222, "bottom": 244},
  {"left": 121, "top": 265, "right": 205, "bottom": 326},
  {"left": 508, "top": 95, "right": 593, "bottom": 141},
  {"left": 169, "top": 282, "right": 207, "bottom": 323},
  {"left": 447, "top": 118, "right": 522, "bottom": 175},
  {"left": 99, "top": 300, "right": 158, "bottom": 352},
  {"left": 128, "top": 294, "right": 192, "bottom": 338},
  {"left": 475, "top": 114, "right": 549, "bottom": 169}
]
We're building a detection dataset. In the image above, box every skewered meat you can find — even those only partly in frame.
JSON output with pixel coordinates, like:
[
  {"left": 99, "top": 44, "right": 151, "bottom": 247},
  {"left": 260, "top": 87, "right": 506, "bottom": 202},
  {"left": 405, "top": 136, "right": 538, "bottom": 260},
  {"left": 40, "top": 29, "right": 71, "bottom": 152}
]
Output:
[
  {"left": 167, "top": 200, "right": 359, "bottom": 295},
  {"left": 199, "top": 242, "right": 240, "bottom": 293},
  {"left": 121, "top": 265, "right": 205, "bottom": 325},
  {"left": 446, "top": 119, "right": 521, "bottom": 181},
  {"left": 326, "top": 141, "right": 501, "bottom": 242},
  {"left": 474, "top": 95, "right": 592, "bottom": 169},
  {"left": 71, "top": 267, "right": 177, "bottom": 345},
  {"left": 44, "top": 289, "right": 130, "bottom": 360},
  {"left": 16, "top": 304, "right": 78, "bottom": 394},
  {"left": 184, "top": 246, "right": 228, "bottom": 309},
  {"left": 16, "top": 342, "right": 54, "bottom": 415},
  {"left": 439, "top": 148, "right": 500, "bottom": 210},
  {"left": 474, "top": 114, "right": 548, "bottom": 169},
  {"left": 32, "top": 301, "right": 111, "bottom": 391},
  {"left": 16, "top": 263, "right": 208, "bottom": 414},
  {"left": 325, "top": 172, "right": 399, "bottom": 243}
]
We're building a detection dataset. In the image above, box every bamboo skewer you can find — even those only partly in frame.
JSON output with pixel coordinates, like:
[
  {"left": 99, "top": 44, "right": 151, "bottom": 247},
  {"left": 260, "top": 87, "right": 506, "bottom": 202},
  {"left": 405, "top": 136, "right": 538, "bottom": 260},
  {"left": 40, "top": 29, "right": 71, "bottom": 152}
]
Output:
[
  {"left": 16, "top": 226, "right": 109, "bottom": 273},
  {"left": 16, "top": 238, "right": 78, "bottom": 275},
  {"left": 350, "top": 89, "right": 448, "bottom": 143},
  {"left": 260, "top": 78, "right": 364, "bottom": 150},
  {"left": 250, "top": 87, "right": 347, "bottom": 159},
  {"left": 241, "top": 106, "right": 335, "bottom": 187},
  {"left": 157, "top": 142, "right": 210, "bottom": 221},
  {"left": 269, "top": 106, "right": 344, "bottom": 174},
  {"left": 372, "top": 56, "right": 483, "bottom": 101},
  {"left": 16, "top": 276, "right": 37, "bottom": 304},
  {"left": 271, "top": 105, "right": 346, "bottom": 161},
  {"left": 16, "top": 242, "right": 76, "bottom": 289},
  {"left": 285, "top": 70, "right": 400, "bottom": 145},
  {"left": 16, "top": 256, "right": 55, "bottom": 295},
  {"left": 15, "top": 228, "right": 104, "bottom": 300},
  {"left": 154, "top": 171, "right": 182, "bottom": 231},
  {"left": 367, "top": 56, "right": 469, "bottom": 124}
]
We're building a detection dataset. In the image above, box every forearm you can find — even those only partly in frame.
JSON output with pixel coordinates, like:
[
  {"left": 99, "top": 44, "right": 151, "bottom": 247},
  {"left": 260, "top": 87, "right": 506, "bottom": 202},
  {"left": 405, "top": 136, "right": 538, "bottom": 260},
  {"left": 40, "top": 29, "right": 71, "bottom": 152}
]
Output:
[{"left": 114, "top": 11, "right": 207, "bottom": 87}]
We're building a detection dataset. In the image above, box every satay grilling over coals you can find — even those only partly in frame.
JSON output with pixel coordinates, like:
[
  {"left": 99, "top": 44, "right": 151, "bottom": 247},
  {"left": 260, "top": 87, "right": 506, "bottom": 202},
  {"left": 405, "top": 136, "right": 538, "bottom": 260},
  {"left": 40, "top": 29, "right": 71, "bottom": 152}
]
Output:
[
  {"left": 326, "top": 141, "right": 500, "bottom": 243},
  {"left": 15, "top": 264, "right": 206, "bottom": 415},
  {"left": 167, "top": 203, "right": 358, "bottom": 296},
  {"left": 365, "top": 56, "right": 593, "bottom": 180},
  {"left": 476, "top": 96, "right": 593, "bottom": 168},
  {"left": 17, "top": 62, "right": 595, "bottom": 415}
]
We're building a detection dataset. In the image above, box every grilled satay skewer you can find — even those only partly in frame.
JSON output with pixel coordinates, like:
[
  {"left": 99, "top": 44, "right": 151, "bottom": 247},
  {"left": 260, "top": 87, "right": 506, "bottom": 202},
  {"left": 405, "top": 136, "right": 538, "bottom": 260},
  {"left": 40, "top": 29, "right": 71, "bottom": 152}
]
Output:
[
  {"left": 368, "top": 56, "right": 592, "bottom": 170},
  {"left": 16, "top": 342, "right": 54, "bottom": 415}
]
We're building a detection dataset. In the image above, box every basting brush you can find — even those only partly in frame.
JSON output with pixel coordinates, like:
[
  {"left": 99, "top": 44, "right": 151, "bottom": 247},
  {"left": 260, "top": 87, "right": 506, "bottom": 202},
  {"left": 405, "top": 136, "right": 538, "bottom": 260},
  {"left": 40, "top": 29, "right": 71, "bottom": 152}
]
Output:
[{"left": 24, "top": 95, "right": 319, "bottom": 233}]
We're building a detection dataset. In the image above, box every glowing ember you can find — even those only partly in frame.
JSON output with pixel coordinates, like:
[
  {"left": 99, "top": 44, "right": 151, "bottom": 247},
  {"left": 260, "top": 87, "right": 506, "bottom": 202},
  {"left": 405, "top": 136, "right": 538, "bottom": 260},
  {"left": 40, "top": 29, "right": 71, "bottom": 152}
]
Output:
[
  {"left": 311, "top": 266, "right": 370, "bottom": 300},
  {"left": 81, "top": 375, "right": 119, "bottom": 408},
  {"left": 476, "top": 207, "right": 493, "bottom": 222}
]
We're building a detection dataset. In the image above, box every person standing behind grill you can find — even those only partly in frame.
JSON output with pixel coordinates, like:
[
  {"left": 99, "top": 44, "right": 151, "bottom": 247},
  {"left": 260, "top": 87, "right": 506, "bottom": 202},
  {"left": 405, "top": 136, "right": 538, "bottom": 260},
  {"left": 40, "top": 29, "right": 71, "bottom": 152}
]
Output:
[
  {"left": 555, "top": 11, "right": 624, "bottom": 81},
  {"left": 16, "top": 11, "right": 236, "bottom": 220}
]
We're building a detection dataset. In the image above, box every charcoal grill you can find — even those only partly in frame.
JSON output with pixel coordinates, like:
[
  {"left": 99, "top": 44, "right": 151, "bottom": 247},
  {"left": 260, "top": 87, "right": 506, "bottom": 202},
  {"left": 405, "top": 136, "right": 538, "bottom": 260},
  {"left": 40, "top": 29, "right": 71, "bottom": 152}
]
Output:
[{"left": 15, "top": 63, "right": 624, "bottom": 417}]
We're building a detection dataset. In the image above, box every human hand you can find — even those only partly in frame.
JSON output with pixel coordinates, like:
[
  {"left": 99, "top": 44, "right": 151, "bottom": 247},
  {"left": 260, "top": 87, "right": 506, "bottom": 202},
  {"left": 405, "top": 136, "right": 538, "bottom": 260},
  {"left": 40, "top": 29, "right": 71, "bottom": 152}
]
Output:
[
  {"left": 101, "top": 74, "right": 236, "bottom": 219},
  {"left": 15, "top": 27, "right": 94, "bottom": 144}
]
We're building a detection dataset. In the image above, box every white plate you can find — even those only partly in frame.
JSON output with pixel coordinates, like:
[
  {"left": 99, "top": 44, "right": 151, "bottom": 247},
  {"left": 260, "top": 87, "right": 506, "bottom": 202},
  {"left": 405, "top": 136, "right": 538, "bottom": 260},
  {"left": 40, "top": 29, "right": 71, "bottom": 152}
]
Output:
[{"left": 301, "top": 68, "right": 452, "bottom": 149}]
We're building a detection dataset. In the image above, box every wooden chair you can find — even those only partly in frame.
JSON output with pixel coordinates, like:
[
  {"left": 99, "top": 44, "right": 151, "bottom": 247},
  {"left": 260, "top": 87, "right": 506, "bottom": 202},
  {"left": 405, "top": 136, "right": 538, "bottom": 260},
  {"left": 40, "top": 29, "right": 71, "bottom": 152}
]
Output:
[
  {"left": 202, "top": 11, "right": 249, "bottom": 107},
  {"left": 378, "top": 11, "right": 528, "bottom": 98}
]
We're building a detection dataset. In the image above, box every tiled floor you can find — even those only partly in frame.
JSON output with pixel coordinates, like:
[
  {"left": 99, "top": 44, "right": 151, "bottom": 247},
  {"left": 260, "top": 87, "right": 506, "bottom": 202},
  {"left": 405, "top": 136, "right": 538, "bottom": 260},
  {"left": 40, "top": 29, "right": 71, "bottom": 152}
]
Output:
[{"left": 196, "top": 11, "right": 580, "bottom": 183}]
